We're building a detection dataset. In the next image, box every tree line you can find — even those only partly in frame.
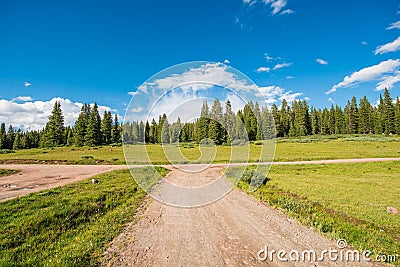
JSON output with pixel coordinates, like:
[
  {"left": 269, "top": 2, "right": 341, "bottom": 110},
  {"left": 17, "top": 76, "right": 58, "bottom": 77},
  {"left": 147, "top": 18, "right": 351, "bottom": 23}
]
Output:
[
  {"left": 1, "top": 88, "right": 399, "bottom": 150},
  {"left": 123, "top": 88, "right": 400, "bottom": 145},
  {"left": 0, "top": 102, "right": 121, "bottom": 150}
]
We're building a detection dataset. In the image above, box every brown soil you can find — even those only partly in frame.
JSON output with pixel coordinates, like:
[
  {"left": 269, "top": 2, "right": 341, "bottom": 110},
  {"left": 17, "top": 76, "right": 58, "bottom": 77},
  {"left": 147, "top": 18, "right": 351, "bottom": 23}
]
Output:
[
  {"left": 104, "top": 166, "right": 381, "bottom": 267},
  {"left": 0, "top": 164, "right": 127, "bottom": 202}
]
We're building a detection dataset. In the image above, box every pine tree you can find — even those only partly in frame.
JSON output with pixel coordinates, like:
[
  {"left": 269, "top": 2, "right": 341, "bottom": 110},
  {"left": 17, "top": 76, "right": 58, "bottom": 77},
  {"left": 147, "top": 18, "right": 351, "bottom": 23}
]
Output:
[
  {"left": 111, "top": 114, "right": 121, "bottom": 144},
  {"left": 243, "top": 102, "right": 258, "bottom": 141},
  {"left": 139, "top": 121, "right": 145, "bottom": 143},
  {"left": 383, "top": 88, "right": 395, "bottom": 135},
  {"left": 0, "top": 123, "right": 5, "bottom": 149},
  {"left": 13, "top": 129, "right": 22, "bottom": 150},
  {"left": 161, "top": 116, "right": 170, "bottom": 144},
  {"left": 254, "top": 102, "right": 262, "bottom": 140},
  {"left": 74, "top": 104, "right": 90, "bottom": 146},
  {"left": 42, "top": 101, "right": 65, "bottom": 147},
  {"left": 170, "top": 117, "right": 181, "bottom": 143},
  {"left": 145, "top": 121, "right": 150, "bottom": 143},
  {"left": 395, "top": 97, "right": 400, "bottom": 135},
  {"left": 261, "top": 106, "right": 275, "bottom": 139},
  {"left": 208, "top": 99, "right": 225, "bottom": 145},
  {"left": 310, "top": 108, "right": 320, "bottom": 135},
  {"left": 278, "top": 100, "right": 290, "bottom": 137},
  {"left": 224, "top": 100, "right": 236, "bottom": 143},
  {"left": 85, "top": 103, "right": 101, "bottom": 146},
  {"left": 148, "top": 119, "right": 157, "bottom": 144},
  {"left": 334, "top": 105, "right": 346, "bottom": 134},
  {"left": 66, "top": 127, "right": 73, "bottom": 146},
  {"left": 358, "top": 97, "right": 374, "bottom": 134},
  {"left": 101, "top": 111, "right": 113, "bottom": 144},
  {"left": 196, "top": 102, "right": 210, "bottom": 143}
]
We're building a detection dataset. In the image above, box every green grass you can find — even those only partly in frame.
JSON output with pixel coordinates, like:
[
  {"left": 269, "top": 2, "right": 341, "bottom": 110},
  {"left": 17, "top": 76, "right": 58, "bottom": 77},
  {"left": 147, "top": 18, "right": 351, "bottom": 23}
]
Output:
[
  {"left": 226, "top": 162, "right": 400, "bottom": 264},
  {"left": 0, "top": 169, "right": 19, "bottom": 177},
  {"left": 0, "top": 167, "right": 167, "bottom": 266},
  {"left": 1, "top": 135, "right": 400, "bottom": 165}
]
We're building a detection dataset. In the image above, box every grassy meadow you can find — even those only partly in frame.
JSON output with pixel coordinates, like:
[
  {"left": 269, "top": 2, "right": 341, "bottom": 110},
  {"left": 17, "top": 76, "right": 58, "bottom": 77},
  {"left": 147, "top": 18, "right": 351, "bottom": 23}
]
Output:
[
  {"left": 227, "top": 161, "right": 400, "bottom": 264},
  {"left": 0, "top": 135, "right": 399, "bottom": 164},
  {"left": 0, "top": 167, "right": 167, "bottom": 266}
]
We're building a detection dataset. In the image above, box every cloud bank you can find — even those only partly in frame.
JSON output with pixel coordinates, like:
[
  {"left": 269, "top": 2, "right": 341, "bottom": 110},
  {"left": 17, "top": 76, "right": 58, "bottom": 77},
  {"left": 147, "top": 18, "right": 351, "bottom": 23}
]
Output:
[
  {"left": 0, "top": 97, "right": 117, "bottom": 131},
  {"left": 327, "top": 59, "right": 400, "bottom": 94}
]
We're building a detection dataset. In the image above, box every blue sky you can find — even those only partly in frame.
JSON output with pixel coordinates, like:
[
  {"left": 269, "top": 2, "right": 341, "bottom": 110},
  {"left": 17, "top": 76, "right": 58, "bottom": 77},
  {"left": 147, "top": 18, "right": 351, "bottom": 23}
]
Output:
[{"left": 0, "top": 0, "right": 400, "bottom": 128}]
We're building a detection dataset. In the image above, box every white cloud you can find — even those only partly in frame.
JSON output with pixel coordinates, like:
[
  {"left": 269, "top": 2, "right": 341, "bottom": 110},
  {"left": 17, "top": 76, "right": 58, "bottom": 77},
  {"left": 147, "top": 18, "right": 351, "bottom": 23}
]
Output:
[
  {"left": 327, "top": 59, "right": 400, "bottom": 94},
  {"left": 316, "top": 58, "right": 328, "bottom": 65},
  {"left": 245, "top": 0, "right": 291, "bottom": 15},
  {"left": 128, "top": 91, "right": 140, "bottom": 96},
  {"left": 361, "top": 41, "right": 368, "bottom": 45},
  {"left": 131, "top": 107, "right": 144, "bottom": 113},
  {"left": 263, "top": 0, "right": 287, "bottom": 15},
  {"left": 132, "top": 62, "right": 303, "bottom": 121},
  {"left": 376, "top": 71, "right": 400, "bottom": 91},
  {"left": 24, "top": 82, "right": 31, "bottom": 87},
  {"left": 256, "top": 67, "right": 271, "bottom": 73},
  {"left": 243, "top": 0, "right": 256, "bottom": 5},
  {"left": 286, "top": 76, "right": 295, "bottom": 79},
  {"left": 223, "top": 59, "right": 230, "bottom": 64},
  {"left": 12, "top": 96, "right": 33, "bottom": 102},
  {"left": 264, "top": 53, "right": 273, "bottom": 61},
  {"left": 0, "top": 97, "right": 117, "bottom": 131},
  {"left": 273, "top": 62, "right": 292, "bottom": 70},
  {"left": 374, "top": 36, "right": 400, "bottom": 54},
  {"left": 386, "top": 21, "right": 400, "bottom": 30},
  {"left": 328, "top": 97, "right": 335, "bottom": 104},
  {"left": 280, "top": 9, "right": 294, "bottom": 15}
]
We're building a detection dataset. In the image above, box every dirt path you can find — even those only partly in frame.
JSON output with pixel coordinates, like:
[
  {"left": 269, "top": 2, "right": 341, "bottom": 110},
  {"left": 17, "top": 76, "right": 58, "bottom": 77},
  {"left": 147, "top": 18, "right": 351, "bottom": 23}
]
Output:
[
  {"left": 105, "top": 166, "right": 379, "bottom": 266},
  {"left": 0, "top": 164, "right": 128, "bottom": 202}
]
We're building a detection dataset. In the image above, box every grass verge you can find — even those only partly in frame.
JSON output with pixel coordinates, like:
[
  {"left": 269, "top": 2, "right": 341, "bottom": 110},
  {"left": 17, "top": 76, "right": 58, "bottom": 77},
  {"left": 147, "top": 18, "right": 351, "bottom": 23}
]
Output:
[
  {"left": 0, "top": 167, "right": 167, "bottom": 266},
  {"left": 226, "top": 162, "right": 400, "bottom": 265}
]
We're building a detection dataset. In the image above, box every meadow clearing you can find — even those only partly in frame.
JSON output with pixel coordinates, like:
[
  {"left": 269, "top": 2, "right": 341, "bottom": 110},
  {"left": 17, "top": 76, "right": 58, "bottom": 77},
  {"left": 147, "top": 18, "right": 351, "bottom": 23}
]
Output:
[
  {"left": 0, "top": 135, "right": 399, "bottom": 265},
  {"left": 0, "top": 135, "right": 400, "bottom": 165}
]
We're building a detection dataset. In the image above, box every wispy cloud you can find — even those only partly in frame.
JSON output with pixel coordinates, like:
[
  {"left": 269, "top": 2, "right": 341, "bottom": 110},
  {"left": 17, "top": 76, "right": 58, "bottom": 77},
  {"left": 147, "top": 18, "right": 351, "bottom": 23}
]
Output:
[
  {"left": 244, "top": 0, "right": 292, "bottom": 15},
  {"left": 264, "top": 53, "right": 273, "bottom": 61},
  {"left": 374, "top": 36, "right": 400, "bottom": 54},
  {"left": 328, "top": 97, "right": 335, "bottom": 104},
  {"left": 128, "top": 91, "right": 140, "bottom": 96},
  {"left": 286, "top": 76, "right": 295, "bottom": 79},
  {"left": 316, "top": 58, "right": 328, "bottom": 65},
  {"left": 361, "top": 41, "right": 368, "bottom": 45},
  {"left": 280, "top": 9, "right": 294, "bottom": 15},
  {"left": 11, "top": 96, "right": 33, "bottom": 102},
  {"left": 386, "top": 21, "right": 400, "bottom": 30},
  {"left": 256, "top": 67, "right": 271, "bottom": 73},
  {"left": 273, "top": 62, "right": 292, "bottom": 70},
  {"left": 263, "top": 0, "right": 287, "bottom": 15},
  {"left": 327, "top": 59, "right": 400, "bottom": 94},
  {"left": 131, "top": 107, "right": 144, "bottom": 113},
  {"left": 223, "top": 59, "right": 230, "bottom": 64},
  {"left": 24, "top": 82, "right": 31, "bottom": 87}
]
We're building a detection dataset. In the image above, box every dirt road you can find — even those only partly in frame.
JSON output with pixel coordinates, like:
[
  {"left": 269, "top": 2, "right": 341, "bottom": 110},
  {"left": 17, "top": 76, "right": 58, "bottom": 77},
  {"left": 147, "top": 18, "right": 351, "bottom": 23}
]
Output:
[
  {"left": 105, "top": 166, "right": 379, "bottom": 266},
  {"left": 0, "top": 164, "right": 127, "bottom": 202}
]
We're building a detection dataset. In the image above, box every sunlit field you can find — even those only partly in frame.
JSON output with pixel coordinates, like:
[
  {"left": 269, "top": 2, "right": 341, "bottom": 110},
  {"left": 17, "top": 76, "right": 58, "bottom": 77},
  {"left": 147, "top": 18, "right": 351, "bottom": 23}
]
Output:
[{"left": 1, "top": 135, "right": 399, "bottom": 164}]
